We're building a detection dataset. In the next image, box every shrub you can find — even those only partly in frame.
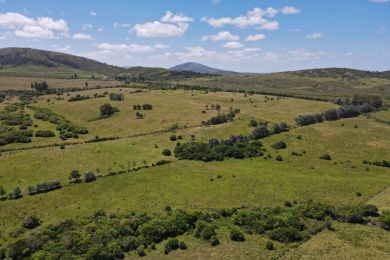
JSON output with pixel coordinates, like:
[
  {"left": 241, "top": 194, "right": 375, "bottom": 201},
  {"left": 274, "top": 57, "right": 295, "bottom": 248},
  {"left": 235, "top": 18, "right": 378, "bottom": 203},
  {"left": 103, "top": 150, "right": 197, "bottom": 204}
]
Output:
[
  {"left": 319, "top": 153, "right": 332, "bottom": 160},
  {"left": 99, "top": 103, "right": 119, "bottom": 117},
  {"left": 194, "top": 220, "right": 218, "bottom": 241},
  {"left": 22, "top": 215, "right": 41, "bottom": 229},
  {"left": 379, "top": 211, "right": 390, "bottom": 230},
  {"left": 142, "top": 104, "right": 153, "bottom": 110},
  {"left": 170, "top": 135, "right": 177, "bottom": 141},
  {"left": 210, "top": 236, "right": 220, "bottom": 246},
  {"left": 267, "top": 226, "right": 302, "bottom": 243},
  {"left": 109, "top": 93, "right": 124, "bottom": 101},
  {"left": 179, "top": 241, "right": 187, "bottom": 250},
  {"left": 265, "top": 241, "right": 274, "bottom": 250},
  {"left": 137, "top": 247, "right": 146, "bottom": 257},
  {"left": 35, "top": 130, "right": 55, "bottom": 138},
  {"left": 272, "top": 141, "right": 287, "bottom": 150},
  {"left": 84, "top": 171, "right": 97, "bottom": 182},
  {"left": 164, "top": 238, "right": 179, "bottom": 253},
  {"left": 162, "top": 149, "right": 172, "bottom": 156},
  {"left": 275, "top": 155, "right": 283, "bottom": 161},
  {"left": 230, "top": 228, "right": 245, "bottom": 242}
]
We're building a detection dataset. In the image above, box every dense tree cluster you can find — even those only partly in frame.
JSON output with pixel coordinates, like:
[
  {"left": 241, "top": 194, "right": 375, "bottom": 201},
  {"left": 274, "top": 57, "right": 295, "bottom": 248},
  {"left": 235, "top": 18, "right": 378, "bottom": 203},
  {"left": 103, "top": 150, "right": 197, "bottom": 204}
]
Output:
[
  {"left": 35, "top": 130, "right": 55, "bottom": 138},
  {"left": 0, "top": 93, "right": 5, "bottom": 103},
  {"left": 174, "top": 136, "right": 264, "bottom": 162},
  {"left": 295, "top": 104, "right": 375, "bottom": 126},
  {"left": 203, "top": 110, "right": 238, "bottom": 126},
  {"left": 2, "top": 201, "right": 387, "bottom": 259},
  {"left": 0, "top": 128, "right": 33, "bottom": 146},
  {"left": 26, "top": 180, "right": 62, "bottom": 196},
  {"left": 0, "top": 105, "right": 33, "bottom": 145},
  {"left": 333, "top": 94, "right": 383, "bottom": 109},
  {"left": 109, "top": 93, "right": 124, "bottom": 101},
  {"left": 99, "top": 103, "right": 119, "bottom": 117},
  {"left": 32, "top": 107, "right": 88, "bottom": 140}
]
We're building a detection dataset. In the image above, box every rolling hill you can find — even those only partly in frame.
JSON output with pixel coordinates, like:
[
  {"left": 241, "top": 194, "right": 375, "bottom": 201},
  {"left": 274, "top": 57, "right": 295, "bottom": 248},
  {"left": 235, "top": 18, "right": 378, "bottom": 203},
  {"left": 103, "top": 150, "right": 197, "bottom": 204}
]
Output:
[
  {"left": 0, "top": 47, "right": 125, "bottom": 78},
  {"left": 169, "top": 62, "right": 238, "bottom": 75}
]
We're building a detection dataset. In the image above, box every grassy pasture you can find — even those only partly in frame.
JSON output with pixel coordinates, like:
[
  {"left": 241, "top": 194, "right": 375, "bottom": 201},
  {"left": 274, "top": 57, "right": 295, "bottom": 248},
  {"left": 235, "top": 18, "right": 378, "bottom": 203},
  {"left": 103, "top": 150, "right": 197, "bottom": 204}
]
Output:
[
  {"left": 0, "top": 75, "right": 121, "bottom": 90},
  {"left": 0, "top": 89, "right": 389, "bottom": 259}
]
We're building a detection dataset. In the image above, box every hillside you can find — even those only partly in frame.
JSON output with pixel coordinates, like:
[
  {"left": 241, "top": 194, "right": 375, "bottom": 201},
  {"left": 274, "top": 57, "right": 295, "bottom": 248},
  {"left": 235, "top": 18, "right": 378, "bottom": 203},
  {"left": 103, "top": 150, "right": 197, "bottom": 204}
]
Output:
[
  {"left": 0, "top": 48, "right": 125, "bottom": 78},
  {"left": 285, "top": 67, "right": 390, "bottom": 80},
  {"left": 170, "top": 62, "right": 238, "bottom": 75}
]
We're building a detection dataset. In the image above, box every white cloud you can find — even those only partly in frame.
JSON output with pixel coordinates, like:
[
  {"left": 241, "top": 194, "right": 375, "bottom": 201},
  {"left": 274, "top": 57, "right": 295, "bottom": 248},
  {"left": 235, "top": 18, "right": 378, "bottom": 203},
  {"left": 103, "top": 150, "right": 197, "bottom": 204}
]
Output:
[
  {"left": 223, "top": 41, "right": 243, "bottom": 49},
  {"left": 263, "top": 51, "right": 282, "bottom": 61},
  {"left": 176, "top": 46, "right": 216, "bottom": 61},
  {"left": 132, "top": 11, "right": 193, "bottom": 37},
  {"left": 113, "top": 22, "right": 132, "bottom": 29},
  {"left": 201, "top": 7, "right": 279, "bottom": 30},
  {"left": 52, "top": 44, "right": 71, "bottom": 52},
  {"left": 90, "top": 11, "right": 97, "bottom": 16},
  {"left": 97, "top": 43, "right": 155, "bottom": 53},
  {"left": 245, "top": 33, "right": 266, "bottom": 41},
  {"left": 305, "top": 32, "right": 323, "bottom": 39},
  {"left": 281, "top": 6, "right": 301, "bottom": 15},
  {"left": 132, "top": 21, "right": 188, "bottom": 37},
  {"left": 97, "top": 27, "right": 104, "bottom": 32},
  {"left": 0, "top": 12, "right": 68, "bottom": 39},
  {"left": 161, "top": 11, "right": 193, "bottom": 23},
  {"left": 154, "top": 44, "right": 169, "bottom": 49},
  {"left": 288, "top": 49, "right": 325, "bottom": 60},
  {"left": 82, "top": 23, "right": 93, "bottom": 30},
  {"left": 72, "top": 33, "right": 93, "bottom": 40},
  {"left": 202, "top": 31, "right": 239, "bottom": 41},
  {"left": 14, "top": 26, "right": 53, "bottom": 39}
]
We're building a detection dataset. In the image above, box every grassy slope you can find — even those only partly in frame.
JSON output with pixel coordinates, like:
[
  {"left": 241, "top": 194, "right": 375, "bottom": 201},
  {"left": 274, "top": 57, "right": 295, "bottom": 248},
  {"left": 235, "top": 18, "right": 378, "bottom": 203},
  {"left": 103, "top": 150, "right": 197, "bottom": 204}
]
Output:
[{"left": 0, "top": 89, "right": 389, "bottom": 258}]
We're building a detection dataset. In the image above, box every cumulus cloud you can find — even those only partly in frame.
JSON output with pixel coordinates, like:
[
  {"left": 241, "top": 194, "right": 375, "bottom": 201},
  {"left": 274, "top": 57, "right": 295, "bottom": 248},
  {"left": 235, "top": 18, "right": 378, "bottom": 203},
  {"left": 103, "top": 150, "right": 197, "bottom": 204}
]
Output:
[
  {"left": 72, "top": 33, "right": 93, "bottom": 40},
  {"left": 281, "top": 6, "right": 300, "bottom": 15},
  {"left": 305, "top": 32, "right": 324, "bottom": 39},
  {"left": 82, "top": 23, "right": 93, "bottom": 30},
  {"left": 97, "top": 43, "right": 155, "bottom": 53},
  {"left": 161, "top": 11, "right": 193, "bottom": 23},
  {"left": 90, "top": 11, "right": 97, "bottom": 16},
  {"left": 245, "top": 33, "right": 266, "bottom": 41},
  {"left": 201, "top": 7, "right": 279, "bottom": 30},
  {"left": 176, "top": 46, "right": 216, "bottom": 61},
  {"left": 154, "top": 44, "right": 169, "bottom": 49},
  {"left": 52, "top": 44, "right": 71, "bottom": 52},
  {"left": 223, "top": 41, "right": 243, "bottom": 48},
  {"left": 0, "top": 12, "right": 68, "bottom": 39},
  {"left": 201, "top": 31, "right": 239, "bottom": 41},
  {"left": 132, "top": 11, "right": 193, "bottom": 37}
]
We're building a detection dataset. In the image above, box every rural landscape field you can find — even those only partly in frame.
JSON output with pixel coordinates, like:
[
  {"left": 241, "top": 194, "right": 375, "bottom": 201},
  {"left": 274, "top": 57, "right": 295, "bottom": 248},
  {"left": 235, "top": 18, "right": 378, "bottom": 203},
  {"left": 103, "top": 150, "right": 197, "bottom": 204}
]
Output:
[{"left": 0, "top": 1, "right": 390, "bottom": 259}]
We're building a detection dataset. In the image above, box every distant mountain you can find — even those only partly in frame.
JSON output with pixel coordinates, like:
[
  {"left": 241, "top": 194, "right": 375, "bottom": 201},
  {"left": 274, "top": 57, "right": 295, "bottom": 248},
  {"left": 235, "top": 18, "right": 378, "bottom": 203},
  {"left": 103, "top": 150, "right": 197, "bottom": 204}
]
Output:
[
  {"left": 169, "top": 62, "right": 238, "bottom": 75},
  {"left": 0, "top": 47, "right": 125, "bottom": 77}
]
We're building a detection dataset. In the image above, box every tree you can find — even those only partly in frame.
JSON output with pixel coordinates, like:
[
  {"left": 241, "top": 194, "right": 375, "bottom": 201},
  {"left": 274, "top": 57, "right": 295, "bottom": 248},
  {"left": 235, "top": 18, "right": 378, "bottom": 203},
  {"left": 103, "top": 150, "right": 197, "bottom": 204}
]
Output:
[
  {"left": 250, "top": 125, "right": 270, "bottom": 140},
  {"left": 0, "top": 186, "right": 6, "bottom": 199},
  {"left": 162, "top": 149, "right": 172, "bottom": 156},
  {"left": 99, "top": 103, "right": 118, "bottom": 117},
  {"left": 84, "top": 171, "right": 97, "bottom": 182},
  {"left": 22, "top": 215, "right": 41, "bottom": 229},
  {"left": 9, "top": 187, "right": 22, "bottom": 200}
]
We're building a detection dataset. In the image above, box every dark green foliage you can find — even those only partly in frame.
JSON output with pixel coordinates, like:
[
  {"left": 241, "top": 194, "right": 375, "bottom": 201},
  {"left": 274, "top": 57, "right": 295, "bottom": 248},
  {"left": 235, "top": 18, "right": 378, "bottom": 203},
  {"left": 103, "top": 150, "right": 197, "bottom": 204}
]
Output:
[
  {"left": 35, "top": 130, "right": 55, "bottom": 137},
  {"left": 266, "top": 241, "right": 274, "bottom": 250},
  {"left": 275, "top": 155, "right": 283, "bottom": 161},
  {"left": 22, "top": 215, "right": 41, "bottom": 229},
  {"left": 142, "top": 104, "right": 153, "bottom": 110},
  {"left": 69, "top": 170, "right": 81, "bottom": 183},
  {"left": 272, "top": 141, "right": 287, "bottom": 150},
  {"left": 272, "top": 122, "right": 289, "bottom": 133},
  {"left": 68, "top": 94, "right": 91, "bottom": 102},
  {"left": 204, "top": 110, "right": 238, "bottom": 125},
  {"left": 379, "top": 211, "right": 390, "bottom": 230},
  {"left": 194, "top": 220, "right": 218, "bottom": 241},
  {"left": 319, "top": 153, "right": 332, "bottom": 160},
  {"left": 26, "top": 180, "right": 61, "bottom": 195},
  {"left": 210, "top": 236, "right": 220, "bottom": 246},
  {"left": 250, "top": 125, "right": 271, "bottom": 140},
  {"left": 230, "top": 228, "right": 245, "bottom": 242},
  {"left": 99, "top": 103, "right": 119, "bottom": 117},
  {"left": 249, "top": 119, "right": 258, "bottom": 127},
  {"left": 363, "top": 160, "right": 390, "bottom": 168},
  {"left": 8, "top": 187, "right": 22, "bottom": 200},
  {"left": 174, "top": 137, "right": 264, "bottom": 162},
  {"left": 179, "top": 241, "right": 187, "bottom": 250},
  {"left": 84, "top": 171, "right": 97, "bottom": 183},
  {"left": 0, "top": 185, "right": 6, "bottom": 199},
  {"left": 267, "top": 226, "right": 302, "bottom": 243},
  {"left": 162, "top": 149, "right": 172, "bottom": 156},
  {"left": 170, "top": 135, "right": 177, "bottom": 141},
  {"left": 31, "top": 81, "right": 49, "bottom": 92},
  {"left": 31, "top": 106, "right": 88, "bottom": 140},
  {"left": 164, "top": 238, "right": 179, "bottom": 253}
]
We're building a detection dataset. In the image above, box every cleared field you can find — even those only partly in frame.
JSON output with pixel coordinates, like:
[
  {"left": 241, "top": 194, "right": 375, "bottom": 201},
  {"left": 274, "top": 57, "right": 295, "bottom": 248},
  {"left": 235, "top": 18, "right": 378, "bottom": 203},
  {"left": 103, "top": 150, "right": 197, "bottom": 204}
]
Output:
[{"left": 0, "top": 75, "right": 121, "bottom": 90}]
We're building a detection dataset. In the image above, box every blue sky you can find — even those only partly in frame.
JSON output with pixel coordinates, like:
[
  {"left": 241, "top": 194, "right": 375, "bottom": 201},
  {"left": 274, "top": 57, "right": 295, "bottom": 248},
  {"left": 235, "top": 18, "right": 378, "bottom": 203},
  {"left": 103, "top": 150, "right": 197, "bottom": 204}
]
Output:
[{"left": 0, "top": 0, "right": 389, "bottom": 72}]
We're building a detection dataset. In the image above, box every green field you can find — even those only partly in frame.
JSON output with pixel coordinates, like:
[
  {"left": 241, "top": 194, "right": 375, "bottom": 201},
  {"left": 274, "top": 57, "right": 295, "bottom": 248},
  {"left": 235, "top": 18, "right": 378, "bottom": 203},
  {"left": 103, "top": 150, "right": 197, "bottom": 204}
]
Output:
[{"left": 0, "top": 87, "right": 389, "bottom": 259}]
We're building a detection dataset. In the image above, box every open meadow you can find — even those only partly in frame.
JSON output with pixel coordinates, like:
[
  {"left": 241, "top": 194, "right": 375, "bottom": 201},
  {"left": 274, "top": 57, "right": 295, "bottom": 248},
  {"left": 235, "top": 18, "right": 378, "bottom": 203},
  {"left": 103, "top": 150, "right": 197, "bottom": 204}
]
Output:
[{"left": 1, "top": 86, "right": 389, "bottom": 259}]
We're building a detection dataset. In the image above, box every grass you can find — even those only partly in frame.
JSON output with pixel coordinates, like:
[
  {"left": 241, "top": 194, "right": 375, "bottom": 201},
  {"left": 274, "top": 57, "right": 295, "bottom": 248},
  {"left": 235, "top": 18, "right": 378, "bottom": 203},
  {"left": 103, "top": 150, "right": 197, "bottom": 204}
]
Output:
[
  {"left": 0, "top": 88, "right": 389, "bottom": 259},
  {"left": 0, "top": 75, "right": 121, "bottom": 90}
]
